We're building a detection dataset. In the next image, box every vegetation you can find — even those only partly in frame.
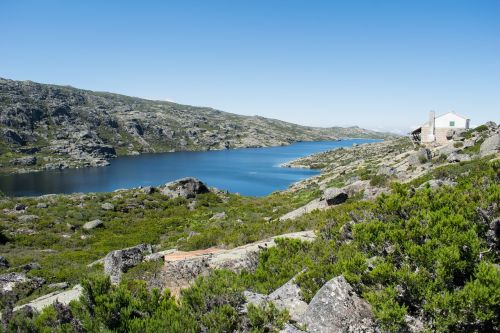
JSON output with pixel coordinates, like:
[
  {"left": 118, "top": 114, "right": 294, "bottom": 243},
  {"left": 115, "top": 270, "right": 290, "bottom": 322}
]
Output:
[{"left": 3, "top": 157, "right": 499, "bottom": 332}]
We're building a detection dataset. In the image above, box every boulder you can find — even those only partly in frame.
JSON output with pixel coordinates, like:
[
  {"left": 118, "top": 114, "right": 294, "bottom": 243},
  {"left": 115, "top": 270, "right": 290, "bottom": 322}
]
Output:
[
  {"left": 210, "top": 212, "right": 227, "bottom": 220},
  {"left": 14, "top": 203, "right": 26, "bottom": 211},
  {"left": 0, "top": 272, "right": 45, "bottom": 299},
  {"left": 447, "top": 152, "right": 471, "bottom": 163},
  {"left": 82, "top": 219, "right": 103, "bottom": 230},
  {"left": 161, "top": 177, "right": 210, "bottom": 199},
  {"left": 480, "top": 133, "right": 500, "bottom": 156},
  {"left": 322, "top": 188, "right": 348, "bottom": 206},
  {"left": 140, "top": 186, "right": 156, "bottom": 195},
  {"left": 242, "top": 290, "right": 267, "bottom": 312},
  {"left": 268, "top": 275, "right": 308, "bottom": 322},
  {"left": 10, "top": 156, "right": 37, "bottom": 166},
  {"left": 101, "top": 202, "right": 114, "bottom": 211},
  {"left": 404, "top": 315, "right": 425, "bottom": 332},
  {"left": 300, "top": 276, "right": 378, "bottom": 333},
  {"left": 2, "top": 129, "right": 25, "bottom": 145},
  {"left": 20, "top": 262, "right": 41, "bottom": 272},
  {"left": 279, "top": 199, "right": 327, "bottom": 221},
  {"left": 47, "top": 282, "right": 69, "bottom": 290},
  {"left": 342, "top": 180, "right": 370, "bottom": 197},
  {"left": 0, "top": 256, "right": 9, "bottom": 268},
  {"left": 485, "top": 121, "right": 497, "bottom": 128},
  {"left": 463, "top": 139, "right": 475, "bottom": 148},
  {"left": 436, "top": 144, "right": 458, "bottom": 157},
  {"left": 103, "top": 244, "right": 153, "bottom": 284},
  {"left": 36, "top": 203, "right": 48, "bottom": 209},
  {"left": 14, "top": 284, "right": 83, "bottom": 313},
  {"left": 452, "top": 129, "right": 466, "bottom": 141},
  {"left": 408, "top": 148, "right": 432, "bottom": 166}
]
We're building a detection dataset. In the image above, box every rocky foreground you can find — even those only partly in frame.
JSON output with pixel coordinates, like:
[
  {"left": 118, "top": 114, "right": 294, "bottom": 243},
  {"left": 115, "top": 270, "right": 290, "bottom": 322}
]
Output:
[
  {"left": 0, "top": 123, "right": 499, "bottom": 332},
  {"left": 0, "top": 77, "right": 394, "bottom": 174}
]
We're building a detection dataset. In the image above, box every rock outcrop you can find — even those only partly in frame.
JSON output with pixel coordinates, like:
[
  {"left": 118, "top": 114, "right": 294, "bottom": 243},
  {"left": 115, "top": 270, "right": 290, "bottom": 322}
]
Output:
[
  {"left": 14, "top": 285, "right": 83, "bottom": 313},
  {"left": 280, "top": 187, "right": 348, "bottom": 221},
  {"left": 480, "top": 133, "right": 500, "bottom": 156},
  {"left": 243, "top": 275, "right": 308, "bottom": 322},
  {"left": 10, "top": 156, "right": 37, "bottom": 166},
  {"left": 322, "top": 188, "right": 348, "bottom": 205},
  {"left": 103, "top": 244, "right": 153, "bottom": 284},
  {"left": 408, "top": 148, "right": 432, "bottom": 165},
  {"left": 0, "top": 272, "right": 45, "bottom": 300},
  {"left": 300, "top": 276, "right": 378, "bottom": 333},
  {"left": 161, "top": 177, "right": 210, "bottom": 199},
  {"left": 150, "top": 231, "right": 316, "bottom": 294},
  {"left": 447, "top": 152, "right": 471, "bottom": 163}
]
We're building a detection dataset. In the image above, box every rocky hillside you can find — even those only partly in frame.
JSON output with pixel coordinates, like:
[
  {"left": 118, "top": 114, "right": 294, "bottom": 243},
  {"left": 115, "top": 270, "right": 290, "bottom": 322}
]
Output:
[
  {"left": 1, "top": 123, "right": 498, "bottom": 332},
  {"left": 0, "top": 78, "right": 394, "bottom": 174}
]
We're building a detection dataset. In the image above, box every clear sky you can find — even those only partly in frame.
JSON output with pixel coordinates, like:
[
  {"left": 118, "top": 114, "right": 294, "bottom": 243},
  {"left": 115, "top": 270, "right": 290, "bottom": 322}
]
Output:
[{"left": 1, "top": 0, "right": 499, "bottom": 133}]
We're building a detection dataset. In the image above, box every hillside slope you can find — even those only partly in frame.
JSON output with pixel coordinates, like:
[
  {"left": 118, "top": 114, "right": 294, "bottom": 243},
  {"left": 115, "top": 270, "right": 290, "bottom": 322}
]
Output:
[{"left": 0, "top": 78, "right": 394, "bottom": 173}]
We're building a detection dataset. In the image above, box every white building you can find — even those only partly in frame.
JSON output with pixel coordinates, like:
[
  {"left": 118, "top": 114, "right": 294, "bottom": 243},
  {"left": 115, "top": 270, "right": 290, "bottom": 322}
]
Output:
[{"left": 411, "top": 111, "right": 470, "bottom": 144}]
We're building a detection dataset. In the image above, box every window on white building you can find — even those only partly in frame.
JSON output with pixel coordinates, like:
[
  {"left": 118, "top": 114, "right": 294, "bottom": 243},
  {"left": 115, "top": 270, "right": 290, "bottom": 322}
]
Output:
[{"left": 449, "top": 121, "right": 455, "bottom": 127}]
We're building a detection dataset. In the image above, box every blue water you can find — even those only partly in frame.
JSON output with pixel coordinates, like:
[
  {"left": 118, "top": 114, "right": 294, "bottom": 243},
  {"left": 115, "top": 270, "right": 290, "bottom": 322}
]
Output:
[{"left": 0, "top": 139, "right": 379, "bottom": 197}]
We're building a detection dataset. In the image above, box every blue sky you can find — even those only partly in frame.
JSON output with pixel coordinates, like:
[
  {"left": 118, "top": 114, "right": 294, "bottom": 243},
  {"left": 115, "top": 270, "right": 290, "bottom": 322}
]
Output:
[{"left": 1, "top": 0, "right": 499, "bottom": 132}]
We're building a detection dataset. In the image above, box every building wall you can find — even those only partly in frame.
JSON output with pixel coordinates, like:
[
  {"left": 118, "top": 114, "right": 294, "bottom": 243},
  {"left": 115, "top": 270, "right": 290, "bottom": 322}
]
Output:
[
  {"left": 435, "top": 113, "right": 469, "bottom": 129},
  {"left": 421, "top": 126, "right": 433, "bottom": 143},
  {"left": 435, "top": 128, "right": 451, "bottom": 144}
]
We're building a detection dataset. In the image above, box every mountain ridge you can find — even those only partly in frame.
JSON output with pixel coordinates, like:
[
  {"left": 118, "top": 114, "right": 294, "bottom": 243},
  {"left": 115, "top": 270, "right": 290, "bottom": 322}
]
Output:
[{"left": 0, "top": 77, "right": 396, "bottom": 174}]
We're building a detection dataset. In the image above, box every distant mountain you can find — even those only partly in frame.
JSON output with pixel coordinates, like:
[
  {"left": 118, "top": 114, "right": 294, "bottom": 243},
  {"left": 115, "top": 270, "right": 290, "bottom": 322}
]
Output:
[{"left": 0, "top": 78, "right": 396, "bottom": 173}]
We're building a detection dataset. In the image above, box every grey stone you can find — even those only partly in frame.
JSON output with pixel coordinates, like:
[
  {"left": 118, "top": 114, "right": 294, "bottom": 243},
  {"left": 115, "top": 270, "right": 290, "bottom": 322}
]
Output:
[
  {"left": 14, "top": 284, "right": 83, "bottom": 313},
  {"left": 242, "top": 290, "right": 267, "bottom": 312},
  {"left": 161, "top": 177, "right": 210, "bottom": 199},
  {"left": 20, "top": 262, "right": 41, "bottom": 272},
  {"left": 14, "top": 203, "right": 26, "bottom": 211},
  {"left": 322, "top": 188, "right": 348, "bottom": 206},
  {"left": 0, "top": 272, "right": 45, "bottom": 298},
  {"left": 279, "top": 198, "right": 327, "bottom": 221},
  {"left": 404, "top": 315, "right": 425, "bottom": 332},
  {"left": 280, "top": 324, "right": 307, "bottom": 333},
  {"left": 140, "top": 186, "right": 155, "bottom": 194},
  {"left": 463, "top": 139, "right": 475, "bottom": 148},
  {"left": 103, "top": 244, "right": 153, "bottom": 284},
  {"left": 210, "top": 211, "right": 227, "bottom": 220},
  {"left": 447, "top": 152, "right": 471, "bottom": 163},
  {"left": 2, "top": 128, "right": 25, "bottom": 145},
  {"left": 268, "top": 275, "right": 308, "bottom": 322},
  {"left": 10, "top": 156, "right": 37, "bottom": 166},
  {"left": 47, "top": 282, "right": 69, "bottom": 290},
  {"left": 0, "top": 256, "right": 9, "bottom": 268},
  {"left": 480, "top": 133, "right": 500, "bottom": 156},
  {"left": 300, "top": 276, "right": 378, "bottom": 333},
  {"left": 82, "top": 219, "right": 103, "bottom": 230},
  {"left": 101, "top": 202, "right": 114, "bottom": 211},
  {"left": 408, "top": 148, "right": 432, "bottom": 165},
  {"left": 36, "top": 203, "right": 48, "bottom": 209}
]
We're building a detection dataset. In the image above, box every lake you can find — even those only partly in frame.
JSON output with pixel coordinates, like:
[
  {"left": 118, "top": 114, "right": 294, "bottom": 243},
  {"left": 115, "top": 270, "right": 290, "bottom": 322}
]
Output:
[{"left": 0, "top": 139, "right": 379, "bottom": 197}]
